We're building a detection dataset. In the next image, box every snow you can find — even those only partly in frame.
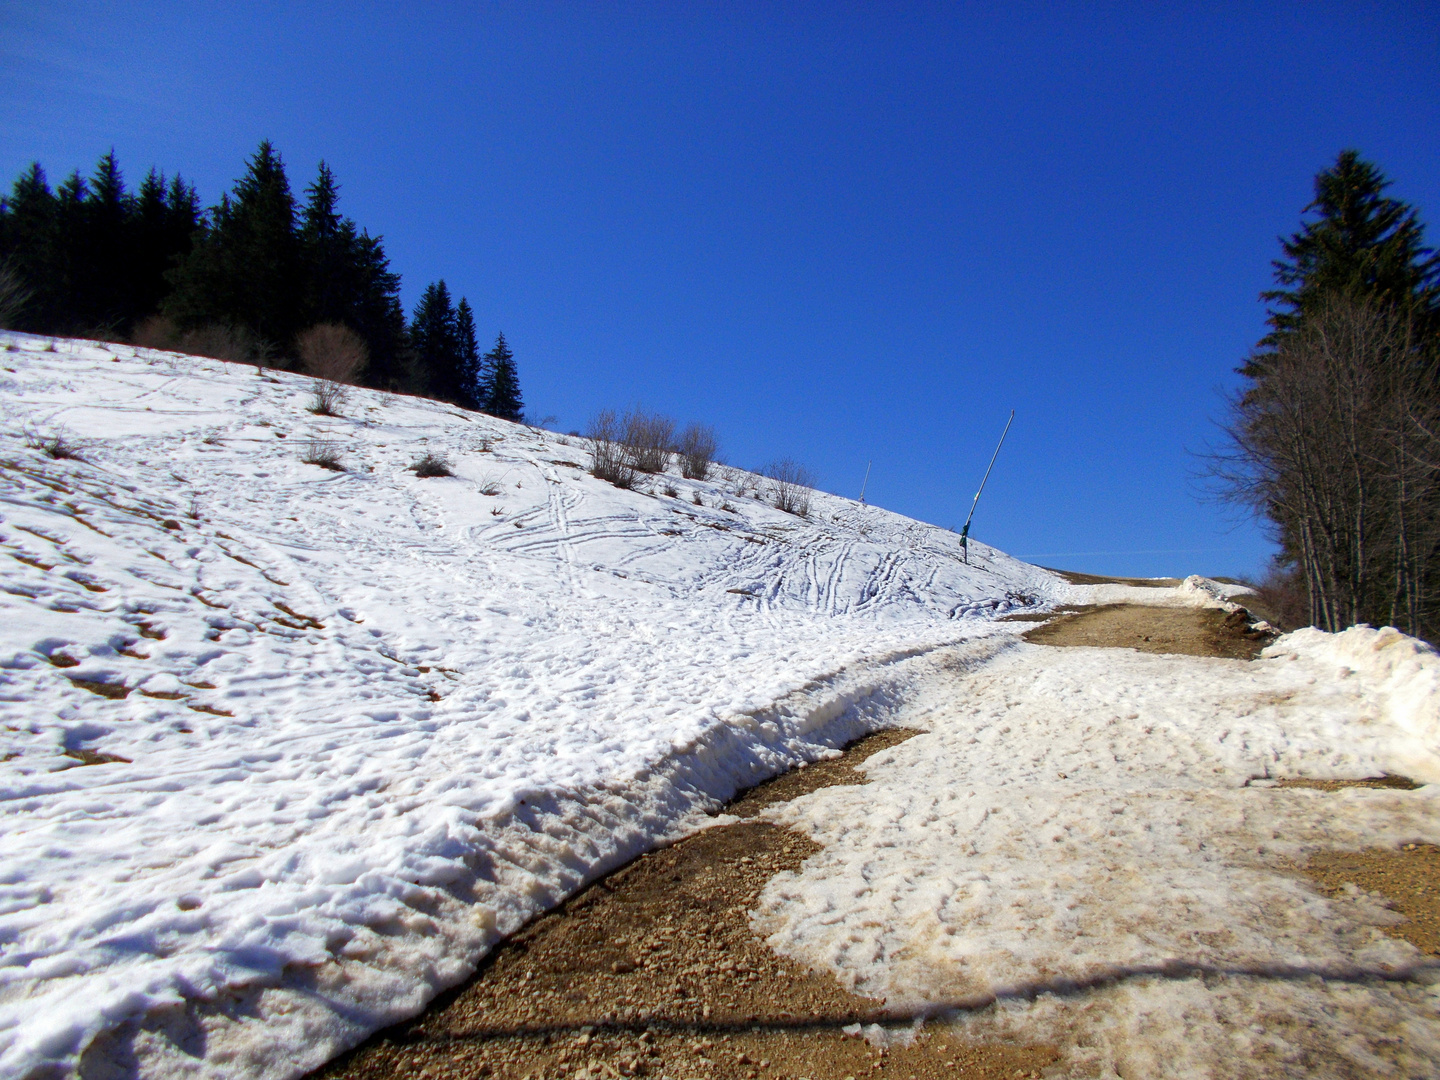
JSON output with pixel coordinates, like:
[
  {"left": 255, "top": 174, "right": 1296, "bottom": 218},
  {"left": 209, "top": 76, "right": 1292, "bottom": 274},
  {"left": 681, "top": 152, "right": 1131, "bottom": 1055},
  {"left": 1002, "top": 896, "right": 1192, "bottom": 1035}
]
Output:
[
  {"left": 3, "top": 332, "right": 1436, "bottom": 1079},
  {"left": 0, "top": 333, "right": 1057, "bottom": 1079},
  {"left": 754, "top": 630, "right": 1440, "bottom": 1077}
]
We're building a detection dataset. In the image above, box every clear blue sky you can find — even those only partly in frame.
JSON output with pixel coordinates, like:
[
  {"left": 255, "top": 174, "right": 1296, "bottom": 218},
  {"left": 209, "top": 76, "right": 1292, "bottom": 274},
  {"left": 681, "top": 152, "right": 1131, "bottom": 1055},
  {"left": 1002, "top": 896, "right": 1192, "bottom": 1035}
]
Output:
[{"left": 3, "top": 3, "right": 1437, "bottom": 579}]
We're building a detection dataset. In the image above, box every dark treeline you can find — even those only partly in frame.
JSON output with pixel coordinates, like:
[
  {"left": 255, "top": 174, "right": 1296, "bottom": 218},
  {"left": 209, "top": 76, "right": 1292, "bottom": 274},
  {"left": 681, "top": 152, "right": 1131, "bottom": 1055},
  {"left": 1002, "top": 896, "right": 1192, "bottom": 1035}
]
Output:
[
  {"left": 1215, "top": 151, "right": 1440, "bottom": 641},
  {"left": 0, "top": 142, "right": 521, "bottom": 417}
]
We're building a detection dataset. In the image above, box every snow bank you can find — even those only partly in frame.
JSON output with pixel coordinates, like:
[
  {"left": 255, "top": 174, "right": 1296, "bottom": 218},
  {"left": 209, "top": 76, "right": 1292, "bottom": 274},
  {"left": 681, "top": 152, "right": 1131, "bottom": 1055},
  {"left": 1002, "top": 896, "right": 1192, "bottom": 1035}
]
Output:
[
  {"left": 0, "top": 334, "right": 1051, "bottom": 1079},
  {"left": 1269, "top": 625, "right": 1440, "bottom": 783}
]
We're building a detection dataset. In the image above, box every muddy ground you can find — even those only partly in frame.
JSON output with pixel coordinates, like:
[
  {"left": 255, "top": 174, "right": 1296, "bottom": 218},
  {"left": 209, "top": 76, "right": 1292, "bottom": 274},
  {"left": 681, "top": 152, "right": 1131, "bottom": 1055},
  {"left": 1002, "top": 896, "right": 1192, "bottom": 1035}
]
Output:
[
  {"left": 313, "top": 600, "right": 1436, "bottom": 1080},
  {"left": 315, "top": 727, "right": 1057, "bottom": 1080},
  {"left": 1017, "top": 601, "right": 1273, "bottom": 659}
]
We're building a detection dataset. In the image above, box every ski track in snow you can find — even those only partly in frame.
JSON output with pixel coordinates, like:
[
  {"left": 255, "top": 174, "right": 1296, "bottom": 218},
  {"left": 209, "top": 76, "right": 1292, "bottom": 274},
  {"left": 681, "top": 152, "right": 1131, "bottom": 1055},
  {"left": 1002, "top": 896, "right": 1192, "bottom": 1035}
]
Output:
[
  {"left": 0, "top": 333, "right": 1059, "bottom": 1080},
  {"left": 2, "top": 333, "right": 1436, "bottom": 1079}
]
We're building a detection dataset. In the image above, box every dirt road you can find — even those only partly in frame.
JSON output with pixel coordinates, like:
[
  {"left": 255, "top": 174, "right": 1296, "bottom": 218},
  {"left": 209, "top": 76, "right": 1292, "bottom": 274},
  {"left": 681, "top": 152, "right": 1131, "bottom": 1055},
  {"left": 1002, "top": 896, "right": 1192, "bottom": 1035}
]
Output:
[{"left": 314, "top": 602, "right": 1437, "bottom": 1080}]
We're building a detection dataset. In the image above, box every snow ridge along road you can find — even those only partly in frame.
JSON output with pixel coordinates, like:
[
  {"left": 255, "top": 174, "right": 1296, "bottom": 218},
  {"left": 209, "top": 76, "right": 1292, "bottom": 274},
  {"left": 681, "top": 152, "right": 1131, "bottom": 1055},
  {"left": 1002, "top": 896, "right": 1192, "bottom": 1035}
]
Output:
[{"left": 0, "top": 334, "right": 1059, "bottom": 1079}]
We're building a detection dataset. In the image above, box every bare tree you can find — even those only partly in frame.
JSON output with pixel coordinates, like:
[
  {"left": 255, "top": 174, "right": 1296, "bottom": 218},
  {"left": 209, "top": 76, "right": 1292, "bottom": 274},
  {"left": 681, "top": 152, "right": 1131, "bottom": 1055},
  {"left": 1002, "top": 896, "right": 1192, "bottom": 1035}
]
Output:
[
  {"left": 586, "top": 410, "right": 638, "bottom": 489},
  {"left": 298, "top": 323, "right": 367, "bottom": 416},
  {"left": 621, "top": 409, "right": 675, "bottom": 474},
  {"left": 1211, "top": 296, "right": 1439, "bottom": 638},
  {"left": 676, "top": 423, "right": 718, "bottom": 480},
  {"left": 298, "top": 322, "right": 367, "bottom": 383},
  {"left": 764, "top": 458, "right": 816, "bottom": 516}
]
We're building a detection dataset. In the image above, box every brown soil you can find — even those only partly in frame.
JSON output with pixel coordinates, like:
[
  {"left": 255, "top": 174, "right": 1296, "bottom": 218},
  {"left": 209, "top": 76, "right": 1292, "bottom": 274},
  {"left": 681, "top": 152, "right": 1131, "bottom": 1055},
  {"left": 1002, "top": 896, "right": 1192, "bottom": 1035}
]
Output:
[
  {"left": 1021, "top": 603, "right": 1273, "bottom": 660},
  {"left": 1042, "top": 568, "right": 1179, "bottom": 588},
  {"left": 1275, "top": 776, "right": 1420, "bottom": 792},
  {"left": 1300, "top": 845, "right": 1440, "bottom": 956},
  {"left": 314, "top": 730, "right": 1057, "bottom": 1080}
]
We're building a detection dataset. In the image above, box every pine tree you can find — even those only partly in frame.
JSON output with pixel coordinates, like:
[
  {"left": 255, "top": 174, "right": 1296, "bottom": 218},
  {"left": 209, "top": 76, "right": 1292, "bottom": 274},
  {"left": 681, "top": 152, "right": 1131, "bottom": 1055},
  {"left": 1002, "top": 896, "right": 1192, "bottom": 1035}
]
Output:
[
  {"left": 483, "top": 332, "right": 524, "bottom": 421},
  {"left": 166, "top": 140, "right": 302, "bottom": 355},
  {"left": 79, "top": 151, "right": 133, "bottom": 332},
  {"left": 50, "top": 171, "right": 89, "bottom": 334},
  {"left": 1255, "top": 149, "right": 1440, "bottom": 362},
  {"left": 0, "top": 164, "right": 56, "bottom": 330},
  {"left": 298, "top": 162, "right": 407, "bottom": 388},
  {"left": 454, "top": 298, "right": 482, "bottom": 409},
  {"left": 409, "top": 281, "right": 464, "bottom": 402},
  {"left": 132, "top": 169, "right": 202, "bottom": 325},
  {"left": 1227, "top": 151, "right": 1440, "bottom": 639}
]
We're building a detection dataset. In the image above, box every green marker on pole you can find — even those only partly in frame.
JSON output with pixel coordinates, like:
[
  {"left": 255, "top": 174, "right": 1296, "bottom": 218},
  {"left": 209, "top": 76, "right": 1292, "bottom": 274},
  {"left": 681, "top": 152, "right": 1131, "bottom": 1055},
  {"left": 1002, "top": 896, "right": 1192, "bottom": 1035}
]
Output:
[{"left": 960, "top": 410, "right": 1015, "bottom": 565}]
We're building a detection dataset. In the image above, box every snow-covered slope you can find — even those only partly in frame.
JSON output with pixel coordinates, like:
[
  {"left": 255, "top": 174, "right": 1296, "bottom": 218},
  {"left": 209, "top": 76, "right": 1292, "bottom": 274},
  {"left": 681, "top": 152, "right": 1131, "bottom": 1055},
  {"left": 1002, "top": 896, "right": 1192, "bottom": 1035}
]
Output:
[{"left": 0, "top": 333, "right": 1060, "bottom": 1079}]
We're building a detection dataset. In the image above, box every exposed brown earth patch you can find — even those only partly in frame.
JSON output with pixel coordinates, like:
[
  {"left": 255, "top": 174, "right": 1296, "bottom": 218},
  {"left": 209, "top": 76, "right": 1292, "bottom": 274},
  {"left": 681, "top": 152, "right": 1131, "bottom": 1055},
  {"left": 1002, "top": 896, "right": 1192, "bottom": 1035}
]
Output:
[
  {"left": 1022, "top": 603, "right": 1273, "bottom": 660},
  {"left": 1042, "top": 567, "right": 1178, "bottom": 588},
  {"left": 314, "top": 729, "right": 1057, "bottom": 1080},
  {"left": 1300, "top": 845, "right": 1440, "bottom": 956},
  {"left": 1275, "top": 776, "right": 1421, "bottom": 792}
]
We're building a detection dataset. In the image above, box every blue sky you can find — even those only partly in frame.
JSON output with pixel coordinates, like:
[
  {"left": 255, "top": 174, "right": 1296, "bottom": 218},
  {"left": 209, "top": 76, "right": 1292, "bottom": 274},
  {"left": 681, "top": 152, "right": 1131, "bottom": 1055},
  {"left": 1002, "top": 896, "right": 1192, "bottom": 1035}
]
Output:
[{"left": 3, "top": 3, "right": 1438, "bottom": 578}]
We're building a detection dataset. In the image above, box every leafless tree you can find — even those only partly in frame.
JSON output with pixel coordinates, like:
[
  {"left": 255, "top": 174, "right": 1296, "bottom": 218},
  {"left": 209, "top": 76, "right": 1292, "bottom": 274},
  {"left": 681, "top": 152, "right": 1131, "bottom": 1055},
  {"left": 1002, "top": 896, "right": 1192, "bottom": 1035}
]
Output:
[
  {"left": 1211, "top": 296, "right": 1439, "bottom": 638},
  {"left": 621, "top": 409, "right": 675, "bottom": 474},
  {"left": 676, "top": 423, "right": 718, "bottom": 480},
  {"left": 586, "top": 410, "right": 638, "bottom": 489},
  {"left": 764, "top": 458, "right": 816, "bottom": 516},
  {"left": 297, "top": 323, "right": 367, "bottom": 416}
]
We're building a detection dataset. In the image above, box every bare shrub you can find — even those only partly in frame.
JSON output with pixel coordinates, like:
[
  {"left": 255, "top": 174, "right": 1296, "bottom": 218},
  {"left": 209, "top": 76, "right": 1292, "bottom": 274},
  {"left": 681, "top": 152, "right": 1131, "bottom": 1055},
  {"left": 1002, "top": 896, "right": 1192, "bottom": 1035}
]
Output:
[
  {"left": 130, "top": 315, "right": 180, "bottom": 351},
  {"left": 1248, "top": 561, "right": 1310, "bottom": 632},
  {"left": 764, "top": 458, "right": 816, "bottom": 516},
  {"left": 676, "top": 423, "right": 718, "bottom": 480},
  {"left": 0, "top": 261, "right": 33, "bottom": 330},
  {"left": 297, "top": 323, "right": 367, "bottom": 383},
  {"left": 301, "top": 440, "right": 345, "bottom": 471},
  {"left": 175, "top": 323, "right": 262, "bottom": 364},
  {"left": 411, "top": 451, "right": 453, "bottom": 478},
  {"left": 663, "top": 483, "right": 678, "bottom": 498},
  {"left": 586, "top": 410, "right": 638, "bottom": 489},
  {"left": 24, "top": 425, "right": 87, "bottom": 461},
  {"left": 622, "top": 409, "right": 675, "bottom": 474},
  {"left": 1210, "top": 295, "right": 1439, "bottom": 637},
  {"left": 309, "top": 381, "right": 346, "bottom": 417}
]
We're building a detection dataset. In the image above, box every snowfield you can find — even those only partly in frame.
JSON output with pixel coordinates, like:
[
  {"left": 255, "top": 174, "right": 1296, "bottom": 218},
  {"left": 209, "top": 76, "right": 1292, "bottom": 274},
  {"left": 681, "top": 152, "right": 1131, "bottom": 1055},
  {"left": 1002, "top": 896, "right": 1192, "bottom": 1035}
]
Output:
[{"left": 0, "top": 333, "right": 1436, "bottom": 1079}]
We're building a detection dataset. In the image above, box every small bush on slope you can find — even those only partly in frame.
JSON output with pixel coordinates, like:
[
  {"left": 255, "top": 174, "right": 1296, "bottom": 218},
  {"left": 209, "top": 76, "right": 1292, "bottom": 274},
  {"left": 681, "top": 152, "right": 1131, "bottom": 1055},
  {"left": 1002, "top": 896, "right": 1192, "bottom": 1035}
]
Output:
[
  {"left": 765, "top": 458, "right": 815, "bottom": 517},
  {"left": 302, "top": 440, "right": 345, "bottom": 471},
  {"left": 411, "top": 451, "right": 453, "bottom": 478},
  {"left": 677, "top": 423, "right": 718, "bottom": 480},
  {"left": 587, "top": 410, "right": 637, "bottom": 489},
  {"left": 621, "top": 409, "right": 675, "bottom": 474}
]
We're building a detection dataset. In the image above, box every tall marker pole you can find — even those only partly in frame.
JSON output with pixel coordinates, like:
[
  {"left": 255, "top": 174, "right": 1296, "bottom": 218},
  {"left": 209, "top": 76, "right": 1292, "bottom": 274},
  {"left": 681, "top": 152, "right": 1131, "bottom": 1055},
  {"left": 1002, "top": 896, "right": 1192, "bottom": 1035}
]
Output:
[
  {"left": 859, "top": 460, "right": 872, "bottom": 504},
  {"left": 960, "top": 410, "right": 1014, "bottom": 564}
]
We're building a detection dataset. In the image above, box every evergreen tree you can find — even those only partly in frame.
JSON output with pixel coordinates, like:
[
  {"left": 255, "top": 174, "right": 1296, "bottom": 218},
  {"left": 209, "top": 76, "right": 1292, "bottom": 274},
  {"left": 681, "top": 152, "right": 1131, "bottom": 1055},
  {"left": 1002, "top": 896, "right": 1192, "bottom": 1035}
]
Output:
[
  {"left": 78, "top": 151, "right": 133, "bottom": 332},
  {"left": 454, "top": 298, "right": 482, "bottom": 409},
  {"left": 1226, "top": 151, "right": 1440, "bottom": 639},
  {"left": 409, "top": 281, "right": 465, "bottom": 402},
  {"left": 132, "top": 170, "right": 202, "bottom": 325},
  {"left": 298, "top": 162, "right": 407, "bottom": 387},
  {"left": 0, "top": 164, "right": 57, "bottom": 330},
  {"left": 348, "top": 230, "right": 407, "bottom": 389},
  {"left": 483, "top": 331, "right": 524, "bottom": 421},
  {"left": 50, "top": 171, "right": 89, "bottom": 333},
  {"left": 166, "top": 140, "right": 303, "bottom": 355},
  {"left": 1253, "top": 149, "right": 1440, "bottom": 366}
]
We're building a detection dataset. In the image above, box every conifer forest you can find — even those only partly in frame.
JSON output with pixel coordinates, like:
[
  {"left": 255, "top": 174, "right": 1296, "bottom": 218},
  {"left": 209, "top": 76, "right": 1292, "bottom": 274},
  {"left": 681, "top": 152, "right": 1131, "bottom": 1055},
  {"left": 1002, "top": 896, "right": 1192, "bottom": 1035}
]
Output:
[{"left": 0, "top": 142, "right": 520, "bottom": 416}]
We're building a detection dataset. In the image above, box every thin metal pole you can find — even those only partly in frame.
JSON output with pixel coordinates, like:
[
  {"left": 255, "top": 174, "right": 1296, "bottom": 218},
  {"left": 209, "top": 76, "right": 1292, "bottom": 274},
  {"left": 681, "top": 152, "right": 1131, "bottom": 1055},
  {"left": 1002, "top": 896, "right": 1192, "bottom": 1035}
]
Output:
[
  {"left": 859, "top": 460, "right": 872, "bottom": 504},
  {"left": 960, "top": 410, "right": 1014, "bottom": 564}
]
